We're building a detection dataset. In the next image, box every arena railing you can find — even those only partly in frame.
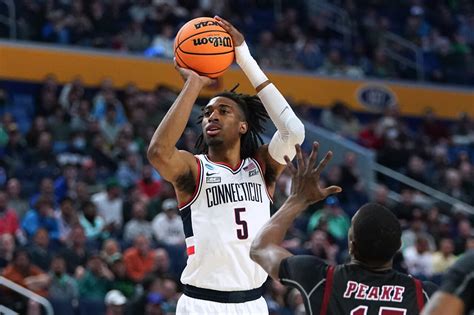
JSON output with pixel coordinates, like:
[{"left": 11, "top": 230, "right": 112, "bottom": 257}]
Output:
[
  {"left": 0, "top": 276, "right": 54, "bottom": 315},
  {"left": 380, "top": 32, "right": 425, "bottom": 81},
  {"left": 0, "top": 0, "right": 16, "bottom": 39},
  {"left": 304, "top": 0, "right": 424, "bottom": 82},
  {"left": 301, "top": 121, "right": 474, "bottom": 215},
  {"left": 372, "top": 163, "right": 474, "bottom": 215}
]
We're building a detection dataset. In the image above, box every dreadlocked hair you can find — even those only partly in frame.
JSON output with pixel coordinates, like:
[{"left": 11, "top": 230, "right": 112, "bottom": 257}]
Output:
[{"left": 195, "top": 84, "right": 269, "bottom": 159}]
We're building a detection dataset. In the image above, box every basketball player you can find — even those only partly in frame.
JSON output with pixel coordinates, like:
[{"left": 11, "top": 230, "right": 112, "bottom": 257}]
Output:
[
  {"left": 422, "top": 250, "right": 474, "bottom": 315},
  {"left": 251, "top": 143, "right": 438, "bottom": 315},
  {"left": 147, "top": 17, "right": 305, "bottom": 314}
]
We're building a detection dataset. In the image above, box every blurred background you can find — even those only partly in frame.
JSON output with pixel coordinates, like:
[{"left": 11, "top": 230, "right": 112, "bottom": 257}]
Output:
[{"left": 0, "top": 0, "right": 473, "bottom": 314}]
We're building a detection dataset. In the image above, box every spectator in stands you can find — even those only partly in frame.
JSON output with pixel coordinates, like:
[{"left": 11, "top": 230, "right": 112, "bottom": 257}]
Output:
[
  {"left": 105, "top": 289, "right": 127, "bottom": 315},
  {"left": 137, "top": 165, "right": 162, "bottom": 199},
  {"left": 295, "top": 39, "right": 324, "bottom": 70},
  {"left": 100, "top": 103, "right": 123, "bottom": 146},
  {"left": 3, "top": 123, "right": 28, "bottom": 181},
  {"left": 401, "top": 215, "right": 436, "bottom": 251},
  {"left": 264, "top": 280, "right": 291, "bottom": 315},
  {"left": 21, "top": 197, "right": 60, "bottom": 242},
  {"left": 123, "top": 21, "right": 150, "bottom": 52},
  {"left": 92, "top": 178, "right": 123, "bottom": 235},
  {"left": 109, "top": 255, "right": 135, "bottom": 299},
  {"left": 320, "top": 101, "right": 348, "bottom": 133},
  {"left": 151, "top": 199, "right": 185, "bottom": 246},
  {"left": 101, "top": 238, "right": 122, "bottom": 265},
  {"left": 92, "top": 79, "right": 127, "bottom": 126},
  {"left": 149, "top": 248, "right": 171, "bottom": 278},
  {"left": 371, "top": 48, "right": 397, "bottom": 78},
  {"left": 78, "top": 252, "right": 114, "bottom": 301},
  {"left": 432, "top": 238, "right": 457, "bottom": 275},
  {"left": 126, "top": 275, "right": 163, "bottom": 315},
  {"left": 441, "top": 169, "right": 471, "bottom": 203},
  {"left": 62, "top": 225, "right": 89, "bottom": 276},
  {"left": 117, "top": 152, "right": 142, "bottom": 189},
  {"left": 392, "top": 189, "right": 417, "bottom": 223},
  {"left": 27, "top": 131, "right": 59, "bottom": 178},
  {"left": 287, "top": 288, "right": 305, "bottom": 315},
  {"left": 123, "top": 200, "right": 153, "bottom": 243},
  {"left": 30, "top": 177, "right": 58, "bottom": 208},
  {"left": 372, "top": 184, "right": 395, "bottom": 209},
  {"left": 406, "top": 155, "right": 430, "bottom": 185},
  {"left": 2, "top": 248, "right": 50, "bottom": 297},
  {"left": 358, "top": 119, "right": 384, "bottom": 149},
  {"left": 144, "top": 292, "right": 165, "bottom": 315},
  {"left": 6, "top": 178, "right": 29, "bottom": 220},
  {"left": 0, "top": 233, "right": 15, "bottom": 270},
  {"left": 0, "top": 190, "right": 20, "bottom": 236},
  {"left": 454, "top": 219, "right": 473, "bottom": 255},
  {"left": 59, "top": 76, "right": 85, "bottom": 112},
  {"left": 70, "top": 100, "right": 93, "bottom": 133},
  {"left": 48, "top": 254, "right": 79, "bottom": 303},
  {"left": 123, "top": 234, "right": 155, "bottom": 283},
  {"left": 403, "top": 235, "right": 434, "bottom": 280},
  {"left": 160, "top": 276, "right": 179, "bottom": 313},
  {"left": 300, "top": 230, "right": 338, "bottom": 265},
  {"left": 307, "top": 196, "right": 350, "bottom": 243},
  {"left": 55, "top": 196, "right": 79, "bottom": 244},
  {"left": 147, "top": 24, "right": 175, "bottom": 58},
  {"left": 27, "top": 228, "right": 53, "bottom": 271},
  {"left": 54, "top": 164, "right": 79, "bottom": 201},
  {"left": 79, "top": 200, "right": 107, "bottom": 242},
  {"left": 421, "top": 108, "right": 450, "bottom": 143}
]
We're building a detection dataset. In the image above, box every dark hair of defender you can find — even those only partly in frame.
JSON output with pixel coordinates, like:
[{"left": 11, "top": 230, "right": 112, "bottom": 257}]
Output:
[{"left": 352, "top": 203, "right": 402, "bottom": 265}]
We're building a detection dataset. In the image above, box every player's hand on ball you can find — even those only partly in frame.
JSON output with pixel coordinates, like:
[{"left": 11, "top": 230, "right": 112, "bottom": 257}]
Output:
[
  {"left": 284, "top": 142, "right": 342, "bottom": 206},
  {"left": 174, "top": 58, "right": 215, "bottom": 87},
  {"left": 214, "top": 16, "right": 244, "bottom": 46}
]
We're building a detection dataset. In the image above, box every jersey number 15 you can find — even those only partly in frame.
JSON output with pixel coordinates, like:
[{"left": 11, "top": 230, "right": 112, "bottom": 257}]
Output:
[{"left": 351, "top": 306, "right": 406, "bottom": 315}]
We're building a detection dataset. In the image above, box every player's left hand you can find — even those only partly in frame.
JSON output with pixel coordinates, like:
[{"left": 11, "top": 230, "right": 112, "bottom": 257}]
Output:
[
  {"left": 284, "top": 142, "right": 342, "bottom": 206},
  {"left": 214, "top": 16, "right": 244, "bottom": 46}
]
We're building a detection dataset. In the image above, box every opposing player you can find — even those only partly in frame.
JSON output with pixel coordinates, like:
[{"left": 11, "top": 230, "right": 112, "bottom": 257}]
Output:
[
  {"left": 147, "top": 16, "right": 305, "bottom": 314},
  {"left": 251, "top": 143, "right": 437, "bottom": 315},
  {"left": 421, "top": 250, "right": 474, "bottom": 315}
]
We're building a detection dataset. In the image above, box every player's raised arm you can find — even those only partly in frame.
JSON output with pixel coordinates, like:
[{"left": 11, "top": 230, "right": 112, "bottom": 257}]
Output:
[
  {"left": 250, "top": 143, "right": 341, "bottom": 279},
  {"left": 147, "top": 65, "right": 214, "bottom": 183},
  {"left": 215, "top": 16, "right": 305, "bottom": 177}
]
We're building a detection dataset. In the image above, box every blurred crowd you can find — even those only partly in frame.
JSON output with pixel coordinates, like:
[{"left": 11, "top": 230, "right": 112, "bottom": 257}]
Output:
[
  {"left": 3, "top": 0, "right": 473, "bottom": 85},
  {"left": 0, "top": 73, "right": 473, "bottom": 314}
]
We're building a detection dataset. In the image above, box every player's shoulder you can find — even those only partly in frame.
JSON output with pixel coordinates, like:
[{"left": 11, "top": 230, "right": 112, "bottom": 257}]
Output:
[
  {"left": 280, "top": 255, "right": 328, "bottom": 278},
  {"left": 451, "top": 250, "right": 474, "bottom": 271},
  {"left": 421, "top": 280, "right": 439, "bottom": 296}
]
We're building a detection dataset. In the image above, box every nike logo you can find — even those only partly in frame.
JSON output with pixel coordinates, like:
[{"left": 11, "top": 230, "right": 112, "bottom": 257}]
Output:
[{"left": 206, "top": 172, "right": 217, "bottom": 176}]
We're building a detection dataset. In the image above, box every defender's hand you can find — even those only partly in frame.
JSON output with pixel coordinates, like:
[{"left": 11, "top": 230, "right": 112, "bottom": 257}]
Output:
[
  {"left": 284, "top": 142, "right": 342, "bottom": 206},
  {"left": 214, "top": 16, "right": 245, "bottom": 47}
]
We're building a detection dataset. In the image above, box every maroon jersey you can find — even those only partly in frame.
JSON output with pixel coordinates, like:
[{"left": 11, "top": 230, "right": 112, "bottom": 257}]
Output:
[{"left": 279, "top": 256, "right": 437, "bottom": 315}]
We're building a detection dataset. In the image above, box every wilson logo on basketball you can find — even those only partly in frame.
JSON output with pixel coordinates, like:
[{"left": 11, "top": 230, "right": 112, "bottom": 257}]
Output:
[
  {"left": 193, "top": 37, "right": 232, "bottom": 48},
  {"left": 194, "top": 21, "right": 219, "bottom": 29}
]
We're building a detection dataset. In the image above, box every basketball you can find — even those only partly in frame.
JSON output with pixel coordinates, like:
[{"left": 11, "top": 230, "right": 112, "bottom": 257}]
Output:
[{"left": 174, "top": 17, "right": 234, "bottom": 78}]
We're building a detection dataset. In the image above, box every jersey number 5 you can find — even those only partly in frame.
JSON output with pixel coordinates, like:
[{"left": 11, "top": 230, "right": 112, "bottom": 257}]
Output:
[
  {"left": 234, "top": 208, "right": 248, "bottom": 240},
  {"left": 351, "top": 306, "right": 406, "bottom": 315}
]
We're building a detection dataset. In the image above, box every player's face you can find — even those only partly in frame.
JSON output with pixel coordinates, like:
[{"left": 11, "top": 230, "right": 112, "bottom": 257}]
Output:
[{"left": 202, "top": 96, "right": 248, "bottom": 147}]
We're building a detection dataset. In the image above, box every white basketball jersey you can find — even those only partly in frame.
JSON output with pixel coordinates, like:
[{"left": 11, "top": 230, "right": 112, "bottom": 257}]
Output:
[{"left": 179, "top": 154, "right": 272, "bottom": 291}]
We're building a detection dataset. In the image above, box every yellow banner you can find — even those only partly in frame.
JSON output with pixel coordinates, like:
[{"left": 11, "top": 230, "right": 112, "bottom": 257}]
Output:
[{"left": 0, "top": 42, "right": 472, "bottom": 118}]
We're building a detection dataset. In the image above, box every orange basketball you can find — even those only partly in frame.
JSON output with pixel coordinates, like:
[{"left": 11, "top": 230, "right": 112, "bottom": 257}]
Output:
[{"left": 174, "top": 17, "right": 234, "bottom": 78}]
